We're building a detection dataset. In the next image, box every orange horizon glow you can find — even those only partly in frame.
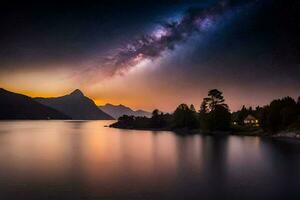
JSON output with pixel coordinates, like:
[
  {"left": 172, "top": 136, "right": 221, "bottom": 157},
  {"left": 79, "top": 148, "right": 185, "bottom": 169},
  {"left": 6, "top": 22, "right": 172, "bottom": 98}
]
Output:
[
  {"left": 1, "top": 64, "right": 299, "bottom": 113},
  {"left": 1, "top": 86, "right": 293, "bottom": 113}
]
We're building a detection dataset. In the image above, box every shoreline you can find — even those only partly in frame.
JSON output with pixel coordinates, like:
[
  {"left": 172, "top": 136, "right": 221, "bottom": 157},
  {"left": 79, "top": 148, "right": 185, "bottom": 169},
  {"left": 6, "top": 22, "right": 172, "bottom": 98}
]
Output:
[{"left": 109, "top": 125, "right": 300, "bottom": 140}]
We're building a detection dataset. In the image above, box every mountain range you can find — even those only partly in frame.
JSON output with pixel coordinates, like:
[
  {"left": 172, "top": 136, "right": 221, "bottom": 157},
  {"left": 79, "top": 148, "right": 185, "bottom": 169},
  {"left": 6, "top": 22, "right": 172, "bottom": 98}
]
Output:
[
  {"left": 0, "top": 88, "right": 70, "bottom": 119},
  {"left": 99, "top": 103, "right": 151, "bottom": 119},
  {"left": 0, "top": 88, "right": 151, "bottom": 120},
  {"left": 35, "top": 89, "right": 113, "bottom": 120}
]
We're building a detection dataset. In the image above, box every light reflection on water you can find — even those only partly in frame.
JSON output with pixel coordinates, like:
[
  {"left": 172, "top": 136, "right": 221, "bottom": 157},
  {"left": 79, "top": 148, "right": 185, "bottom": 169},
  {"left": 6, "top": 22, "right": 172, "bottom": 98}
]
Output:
[{"left": 0, "top": 120, "right": 300, "bottom": 199}]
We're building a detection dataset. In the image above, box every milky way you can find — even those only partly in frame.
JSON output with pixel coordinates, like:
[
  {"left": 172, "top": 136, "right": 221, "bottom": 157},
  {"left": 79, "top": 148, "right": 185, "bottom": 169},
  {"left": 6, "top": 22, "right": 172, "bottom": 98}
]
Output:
[{"left": 95, "top": 0, "right": 242, "bottom": 77}]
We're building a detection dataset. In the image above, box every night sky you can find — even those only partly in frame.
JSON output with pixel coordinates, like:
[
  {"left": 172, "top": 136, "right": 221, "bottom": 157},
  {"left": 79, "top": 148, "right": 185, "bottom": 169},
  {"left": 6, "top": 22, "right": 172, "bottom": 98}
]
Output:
[{"left": 0, "top": 0, "right": 299, "bottom": 111}]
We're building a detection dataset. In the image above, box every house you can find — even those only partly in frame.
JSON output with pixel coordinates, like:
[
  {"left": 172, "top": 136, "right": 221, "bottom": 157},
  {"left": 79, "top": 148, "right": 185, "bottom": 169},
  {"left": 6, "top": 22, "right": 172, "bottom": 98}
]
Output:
[{"left": 244, "top": 114, "right": 259, "bottom": 126}]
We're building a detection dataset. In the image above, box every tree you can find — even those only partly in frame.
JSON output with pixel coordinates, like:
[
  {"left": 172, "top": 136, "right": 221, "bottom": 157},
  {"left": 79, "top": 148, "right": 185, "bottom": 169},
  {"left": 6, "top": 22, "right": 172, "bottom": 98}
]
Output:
[
  {"left": 237, "top": 105, "right": 248, "bottom": 125},
  {"left": 258, "top": 96, "right": 299, "bottom": 133},
  {"left": 114, "top": 115, "right": 136, "bottom": 128},
  {"left": 199, "top": 98, "right": 209, "bottom": 114},
  {"left": 205, "top": 89, "right": 228, "bottom": 112},
  {"left": 173, "top": 104, "right": 199, "bottom": 129},
  {"left": 199, "top": 89, "right": 230, "bottom": 131},
  {"left": 151, "top": 109, "right": 166, "bottom": 128},
  {"left": 298, "top": 96, "right": 300, "bottom": 115},
  {"left": 278, "top": 97, "right": 297, "bottom": 129},
  {"left": 118, "top": 115, "right": 135, "bottom": 122},
  {"left": 190, "top": 104, "right": 196, "bottom": 112},
  {"left": 151, "top": 109, "right": 158, "bottom": 118},
  {"left": 208, "top": 105, "right": 231, "bottom": 131}
]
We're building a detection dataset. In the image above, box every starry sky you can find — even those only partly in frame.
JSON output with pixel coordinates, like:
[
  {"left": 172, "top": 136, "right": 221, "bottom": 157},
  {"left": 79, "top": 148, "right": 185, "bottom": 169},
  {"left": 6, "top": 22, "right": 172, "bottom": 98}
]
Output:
[{"left": 0, "top": 0, "right": 299, "bottom": 112}]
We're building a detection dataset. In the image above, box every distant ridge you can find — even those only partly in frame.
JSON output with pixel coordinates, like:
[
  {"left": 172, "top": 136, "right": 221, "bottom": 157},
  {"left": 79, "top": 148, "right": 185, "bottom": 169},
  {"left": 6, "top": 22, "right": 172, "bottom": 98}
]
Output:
[
  {"left": 0, "top": 88, "right": 70, "bottom": 119},
  {"left": 35, "top": 89, "right": 113, "bottom": 120},
  {"left": 99, "top": 103, "right": 151, "bottom": 119}
]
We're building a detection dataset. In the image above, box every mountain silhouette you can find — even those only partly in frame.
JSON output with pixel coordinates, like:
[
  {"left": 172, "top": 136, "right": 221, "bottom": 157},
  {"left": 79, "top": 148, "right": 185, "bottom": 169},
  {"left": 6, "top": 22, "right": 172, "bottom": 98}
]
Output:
[
  {"left": 70, "top": 89, "right": 84, "bottom": 96},
  {"left": 35, "top": 89, "right": 113, "bottom": 120},
  {"left": 99, "top": 103, "right": 151, "bottom": 119},
  {"left": 0, "top": 88, "right": 70, "bottom": 119}
]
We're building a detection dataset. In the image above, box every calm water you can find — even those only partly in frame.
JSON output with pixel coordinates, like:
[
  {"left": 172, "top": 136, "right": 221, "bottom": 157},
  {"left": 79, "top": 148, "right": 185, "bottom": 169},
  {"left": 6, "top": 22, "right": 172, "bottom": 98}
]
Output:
[{"left": 0, "top": 121, "right": 300, "bottom": 199}]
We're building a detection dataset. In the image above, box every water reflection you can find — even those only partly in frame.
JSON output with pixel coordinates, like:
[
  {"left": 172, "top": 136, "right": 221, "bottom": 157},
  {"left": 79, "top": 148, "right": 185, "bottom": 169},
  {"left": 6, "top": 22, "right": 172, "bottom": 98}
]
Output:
[{"left": 0, "top": 121, "right": 300, "bottom": 199}]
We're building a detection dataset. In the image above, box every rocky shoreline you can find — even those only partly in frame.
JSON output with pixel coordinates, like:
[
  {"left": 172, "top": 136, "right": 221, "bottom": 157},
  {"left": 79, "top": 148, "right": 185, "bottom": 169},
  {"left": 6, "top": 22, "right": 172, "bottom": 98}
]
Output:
[{"left": 272, "top": 131, "right": 300, "bottom": 139}]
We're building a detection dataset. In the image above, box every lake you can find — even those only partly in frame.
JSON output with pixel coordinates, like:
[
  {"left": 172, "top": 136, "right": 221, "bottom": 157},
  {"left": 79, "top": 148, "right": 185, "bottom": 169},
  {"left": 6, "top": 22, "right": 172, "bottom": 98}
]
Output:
[{"left": 0, "top": 120, "right": 300, "bottom": 199}]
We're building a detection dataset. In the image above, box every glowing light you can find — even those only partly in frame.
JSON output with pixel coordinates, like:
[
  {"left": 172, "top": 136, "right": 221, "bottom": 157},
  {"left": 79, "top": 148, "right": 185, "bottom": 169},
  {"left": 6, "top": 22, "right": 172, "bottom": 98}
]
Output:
[
  {"left": 153, "top": 28, "right": 168, "bottom": 39},
  {"left": 200, "top": 17, "right": 214, "bottom": 30},
  {"left": 195, "top": 16, "right": 215, "bottom": 31}
]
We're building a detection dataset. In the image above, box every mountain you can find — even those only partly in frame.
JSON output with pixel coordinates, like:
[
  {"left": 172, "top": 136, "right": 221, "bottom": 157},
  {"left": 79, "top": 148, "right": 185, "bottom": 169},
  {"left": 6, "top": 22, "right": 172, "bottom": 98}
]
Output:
[
  {"left": 99, "top": 103, "right": 151, "bottom": 119},
  {"left": 0, "top": 88, "right": 70, "bottom": 119},
  {"left": 35, "top": 89, "right": 113, "bottom": 120}
]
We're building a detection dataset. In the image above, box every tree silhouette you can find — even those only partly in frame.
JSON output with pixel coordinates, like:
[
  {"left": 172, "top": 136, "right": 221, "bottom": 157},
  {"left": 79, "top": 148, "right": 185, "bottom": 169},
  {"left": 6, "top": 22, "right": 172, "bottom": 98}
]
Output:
[
  {"left": 190, "top": 104, "right": 196, "bottom": 112},
  {"left": 258, "top": 96, "right": 299, "bottom": 133},
  {"left": 111, "top": 92, "right": 300, "bottom": 133},
  {"left": 204, "top": 89, "right": 229, "bottom": 112},
  {"left": 200, "top": 98, "right": 209, "bottom": 114},
  {"left": 199, "top": 89, "right": 230, "bottom": 131},
  {"left": 151, "top": 109, "right": 166, "bottom": 128},
  {"left": 173, "top": 104, "right": 199, "bottom": 129}
]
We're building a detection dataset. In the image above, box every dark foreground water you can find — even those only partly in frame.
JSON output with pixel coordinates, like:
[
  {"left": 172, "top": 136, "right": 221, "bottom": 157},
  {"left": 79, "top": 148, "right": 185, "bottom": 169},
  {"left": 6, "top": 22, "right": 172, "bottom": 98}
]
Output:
[{"left": 0, "top": 121, "right": 300, "bottom": 200}]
